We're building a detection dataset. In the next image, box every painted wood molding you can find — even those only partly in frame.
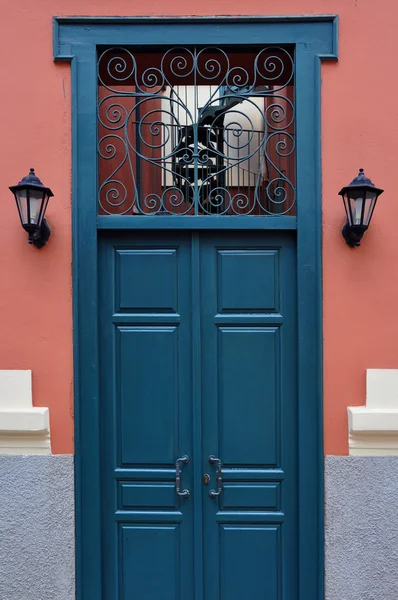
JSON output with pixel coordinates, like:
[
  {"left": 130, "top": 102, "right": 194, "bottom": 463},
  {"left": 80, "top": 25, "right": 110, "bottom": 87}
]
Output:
[
  {"left": 0, "top": 370, "right": 51, "bottom": 454},
  {"left": 348, "top": 369, "right": 398, "bottom": 456}
]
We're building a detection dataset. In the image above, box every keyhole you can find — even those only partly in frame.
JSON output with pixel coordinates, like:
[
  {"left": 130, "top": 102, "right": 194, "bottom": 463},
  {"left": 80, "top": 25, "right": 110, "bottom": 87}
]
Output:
[{"left": 203, "top": 473, "right": 211, "bottom": 486}]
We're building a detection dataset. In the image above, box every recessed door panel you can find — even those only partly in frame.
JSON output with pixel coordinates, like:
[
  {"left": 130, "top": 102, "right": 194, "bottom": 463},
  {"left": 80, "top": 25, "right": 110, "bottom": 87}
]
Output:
[
  {"left": 218, "top": 326, "right": 279, "bottom": 466},
  {"left": 119, "top": 482, "right": 177, "bottom": 510},
  {"left": 118, "top": 326, "right": 179, "bottom": 465},
  {"left": 219, "top": 525, "right": 281, "bottom": 600},
  {"left": 220, "top": 482, "right": 281, "bottom": 511},
  {"left": 217, "top": 250, "right": 279, "bottom": 313},
  {"left": 116, "top": 249, "right": 178, "bottom": 313},
  {"left": 120, "top": 524, "right": 181, "bottom": 600}
]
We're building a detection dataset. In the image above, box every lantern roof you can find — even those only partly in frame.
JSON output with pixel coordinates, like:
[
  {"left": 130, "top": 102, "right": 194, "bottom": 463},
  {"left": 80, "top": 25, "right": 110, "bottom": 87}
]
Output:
[
  {"left": 338, "top": 168, "right": 384, "bottom": 197},
  {"left": 9, "top": 168, "right": 54, "bottom": 196}
]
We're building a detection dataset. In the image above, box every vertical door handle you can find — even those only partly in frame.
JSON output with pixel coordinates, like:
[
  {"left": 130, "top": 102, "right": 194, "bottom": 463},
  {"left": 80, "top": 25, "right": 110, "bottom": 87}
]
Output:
[
  {"left": 208, "top": 455, "right": 222, "bottom": 498},
  {"left": 175, "top": 455, "right": 190, "bottom": 498}
]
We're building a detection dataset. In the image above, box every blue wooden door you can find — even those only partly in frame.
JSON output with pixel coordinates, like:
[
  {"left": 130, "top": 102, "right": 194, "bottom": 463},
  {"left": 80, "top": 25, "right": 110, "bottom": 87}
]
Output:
[
  {"left": 99, "top": 230, "right": 297, "bottom": 599},
  {"left": 99, "top": 232, "right": 194, "bottom": 600},
  {"left": 200, "top": 232, "right": 297, "bottom": 600}
]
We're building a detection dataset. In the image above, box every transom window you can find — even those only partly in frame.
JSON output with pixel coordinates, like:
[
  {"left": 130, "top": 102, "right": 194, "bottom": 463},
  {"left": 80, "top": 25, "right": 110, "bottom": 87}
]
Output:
[{"left": 97, "top": 46, "right": 295, "bottom": 216}]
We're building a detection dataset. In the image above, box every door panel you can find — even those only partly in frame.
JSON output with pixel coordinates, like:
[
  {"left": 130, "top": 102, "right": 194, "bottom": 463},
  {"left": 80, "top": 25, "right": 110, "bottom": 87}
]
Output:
[
  {"left": 219, "top": 525, "right": 280, "bottom": 600},
  {"left": 99, "top": 233, "right": 194, "bottom": 600},
  {"left": 220, "top": 482, "right": 280, "bottom": 511},
  {"left": 217, "top": 326, "right": 279, "bottom": 465},
  {"left": 216, "top": 249, "right": 280, "bottom": 313},
  {"left": 116, "top": 248, "right": 179, "bottom": 313},
  {"left": 120, "top": 524, "right": 181, "bottom": 600},
  {"left": 119, "top": 326, "right": 180, "bottom": 465},
  {"left": 201, "top": 232, "right": 298, "bottom": 600}
]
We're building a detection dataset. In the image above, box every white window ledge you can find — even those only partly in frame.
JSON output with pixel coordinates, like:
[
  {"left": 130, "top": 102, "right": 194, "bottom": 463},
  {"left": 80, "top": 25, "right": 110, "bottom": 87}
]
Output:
[
  {"left": 348, "top": 370, "right": 398, "bottom": 456},
  {"left": 0, "top": 371, "right": 51, "bottom": 454}
]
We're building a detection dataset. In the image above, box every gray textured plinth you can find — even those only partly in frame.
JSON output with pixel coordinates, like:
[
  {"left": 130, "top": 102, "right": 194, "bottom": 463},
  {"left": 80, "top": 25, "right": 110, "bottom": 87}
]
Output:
[
  {"left": 1, "top": 454, "right": 397, "bottom": 600},
  {"left": 0, "top": 455, "right": 75, "bottom": 600},
  {"left": 325, "top": 456, "right": 398, "bottom": 600}
]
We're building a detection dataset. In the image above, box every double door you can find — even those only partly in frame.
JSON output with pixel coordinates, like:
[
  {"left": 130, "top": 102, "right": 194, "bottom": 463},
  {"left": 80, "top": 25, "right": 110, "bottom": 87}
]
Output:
[{"left": 99, "top": 230, "right": 298, "bottom": 599}]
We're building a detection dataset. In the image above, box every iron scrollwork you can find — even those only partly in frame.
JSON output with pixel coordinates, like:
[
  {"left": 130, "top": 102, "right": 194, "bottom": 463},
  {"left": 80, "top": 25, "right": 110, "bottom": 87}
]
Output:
[{"left": 98, "top": 46, "right": 295, "bottom": 216}]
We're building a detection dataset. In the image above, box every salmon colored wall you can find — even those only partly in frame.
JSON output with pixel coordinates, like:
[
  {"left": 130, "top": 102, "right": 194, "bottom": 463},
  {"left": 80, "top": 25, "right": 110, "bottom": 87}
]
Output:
[{"left": 1, "top": 0, "right": 397, "bottom": 455}]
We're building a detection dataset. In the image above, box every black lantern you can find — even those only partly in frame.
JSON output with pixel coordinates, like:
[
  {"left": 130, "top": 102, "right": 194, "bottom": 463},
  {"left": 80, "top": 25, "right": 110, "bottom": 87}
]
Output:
[
  {"left": 338, "top": 168, "right": 384, "bottom": 248},
  {"left": 9, "top": 168, "right": 53, "bottom": 249}
]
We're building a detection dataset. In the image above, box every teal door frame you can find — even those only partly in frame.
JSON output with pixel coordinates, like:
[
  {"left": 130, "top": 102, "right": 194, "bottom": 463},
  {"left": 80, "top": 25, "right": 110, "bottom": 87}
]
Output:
[{"left": 53, "top": 15, "right": 338, "bottom": 600}]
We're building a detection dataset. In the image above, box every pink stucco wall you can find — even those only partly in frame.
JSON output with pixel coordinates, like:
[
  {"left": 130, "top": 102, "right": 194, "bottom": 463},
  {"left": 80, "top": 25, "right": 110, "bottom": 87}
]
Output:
[{"left": 1, "top": 1, "right": 397, "bottom": 455}]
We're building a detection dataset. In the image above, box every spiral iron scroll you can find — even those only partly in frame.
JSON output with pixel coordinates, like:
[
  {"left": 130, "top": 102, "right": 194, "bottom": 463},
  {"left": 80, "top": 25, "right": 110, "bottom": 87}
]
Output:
[{"left": 98, "top": 46, "right": 295, "bottom": 216}]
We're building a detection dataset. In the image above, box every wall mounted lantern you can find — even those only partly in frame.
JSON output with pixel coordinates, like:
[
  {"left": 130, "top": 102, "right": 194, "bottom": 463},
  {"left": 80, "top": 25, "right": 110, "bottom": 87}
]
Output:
[
  {"left": 339, "top": 168, "right": 384, "bottom": 248},
  {"left": 9, "top": 168, "right": 53, "bottom": 249}
]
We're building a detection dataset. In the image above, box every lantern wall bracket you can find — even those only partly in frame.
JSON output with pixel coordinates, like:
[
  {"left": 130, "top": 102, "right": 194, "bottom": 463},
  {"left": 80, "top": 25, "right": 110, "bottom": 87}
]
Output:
[
  {"left": 342, "top": 222, "right": 367, "bottom": 248},
  {"left": 28, "top": 218, "right": 51, "bottom": 249}
]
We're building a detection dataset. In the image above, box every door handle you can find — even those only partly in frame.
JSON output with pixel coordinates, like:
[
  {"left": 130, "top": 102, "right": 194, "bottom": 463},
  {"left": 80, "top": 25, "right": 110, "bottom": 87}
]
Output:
[
  {"left": 175, "top": 455, "right": 190, "bottom": 498},
  {"left": 208, "top": 455, "right": 222, "bottom": 498}
]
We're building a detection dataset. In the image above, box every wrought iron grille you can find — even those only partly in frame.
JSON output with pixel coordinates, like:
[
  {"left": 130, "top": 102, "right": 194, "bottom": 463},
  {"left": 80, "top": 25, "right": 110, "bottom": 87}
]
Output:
[{"left": 98, "top": 46, "right": 295, "bottom": 216}]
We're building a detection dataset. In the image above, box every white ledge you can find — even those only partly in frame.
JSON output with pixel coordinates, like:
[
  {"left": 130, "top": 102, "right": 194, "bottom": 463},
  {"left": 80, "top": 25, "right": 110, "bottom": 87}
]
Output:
[
  {"left": 348, "top": 370, "right": 398, "bottom": 456},
  {"left": 348, "top": 407, "right": 398, "bottom": 433},
  {"left": 0, "top": 371, "right": 51, "bottom": 454},
  {"left": 0, "top": 408, "right": 49, "bottom": 433}
]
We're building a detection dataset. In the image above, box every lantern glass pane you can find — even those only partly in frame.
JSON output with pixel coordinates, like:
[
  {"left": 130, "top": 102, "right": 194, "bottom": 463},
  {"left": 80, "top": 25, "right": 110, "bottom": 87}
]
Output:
[
  {"left": 15, "top": 190, "right": 28, "bottom": 225},
  {"left": 342, "top": 194, "right": 351, "bottom": 224},
  {"left": 346, "top": 196, "right": 358, "bottom": 226},
  {"left": 353, "top": 197, "right": 365, "bottom": 225},
  {"left": 40, "top": 194, "right": 50, "bottom": 226},
  {"left": 28, "top": 190, "right": 45, "bottom": 226},
  {"left": 346, "top": 192, "right": 365, "bottom": 226},
  {"left": 363, "top": 191, "right": 378, "bottom": 226}
]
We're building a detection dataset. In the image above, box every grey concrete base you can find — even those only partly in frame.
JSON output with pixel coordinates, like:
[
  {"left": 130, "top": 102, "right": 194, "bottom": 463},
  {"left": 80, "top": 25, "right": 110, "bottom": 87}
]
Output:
[
  {"left": 0, "top": 454, "right": 397, "bottom": 600},
  {"left": 0, "top": 455, "right": 75, "bottom": 600},
  {"left": 325, "top": 456, "right": 398, "bottom": 600}
]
